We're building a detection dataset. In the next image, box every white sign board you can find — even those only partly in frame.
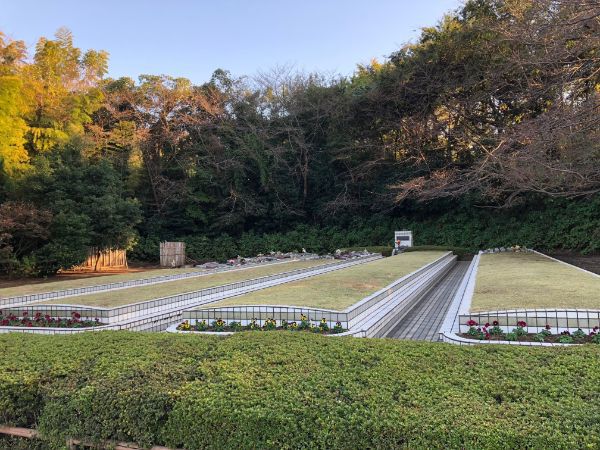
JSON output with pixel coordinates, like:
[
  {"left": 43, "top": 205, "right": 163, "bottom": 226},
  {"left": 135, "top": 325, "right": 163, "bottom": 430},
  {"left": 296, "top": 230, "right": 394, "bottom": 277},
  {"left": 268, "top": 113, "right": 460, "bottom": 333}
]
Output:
[{"left": 394, "top": 230, "right": 413, "bottom": 248}]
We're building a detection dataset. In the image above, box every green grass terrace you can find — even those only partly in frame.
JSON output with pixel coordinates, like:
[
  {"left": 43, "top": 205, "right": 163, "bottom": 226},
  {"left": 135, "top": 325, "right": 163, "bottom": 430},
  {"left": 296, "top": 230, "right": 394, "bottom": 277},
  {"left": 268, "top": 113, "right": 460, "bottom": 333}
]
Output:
[
  {"left": 471, "top": 252, "right": 600, "bottom": 312},
  {"left": 199, "top": 250, "right": 447, "bottom": 311},
  {"left": 31, "top": 259, "right": 331, "bottom": 308},
  {"left": 0, "top": 266, "right": 223, "bottom": 299}
]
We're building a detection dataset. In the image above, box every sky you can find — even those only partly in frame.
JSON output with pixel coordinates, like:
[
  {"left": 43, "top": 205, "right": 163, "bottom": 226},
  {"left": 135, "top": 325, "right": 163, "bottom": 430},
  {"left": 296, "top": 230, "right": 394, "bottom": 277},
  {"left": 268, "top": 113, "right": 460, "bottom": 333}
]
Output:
[{"left": 1, "top": 0, "right": 463, "bottom": 84}]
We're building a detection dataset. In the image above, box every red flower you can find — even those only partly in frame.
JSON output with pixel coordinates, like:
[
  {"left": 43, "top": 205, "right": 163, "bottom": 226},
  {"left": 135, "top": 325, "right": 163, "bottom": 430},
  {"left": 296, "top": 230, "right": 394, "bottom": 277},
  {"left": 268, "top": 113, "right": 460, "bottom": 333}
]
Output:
[
  {"left": 22, "top": 311, "right": 28, "bottom": 317},
  {"left": 467, "top": 319, "right": 478, "bottom": 327},
  {"left": 492, "top": 320, "right": 499, "bottom": 326},
  {"left": 71, "top": 311, "right": 81, "bottom": 320},
  {"left": 484, "top": 323, "right": 490, "bottom": 328},
  {"left": 545, "top": 324, "right": 551, "bottom": 330},
  {"left": 517, "top": 321, "right": 527, "bottom": 327}
]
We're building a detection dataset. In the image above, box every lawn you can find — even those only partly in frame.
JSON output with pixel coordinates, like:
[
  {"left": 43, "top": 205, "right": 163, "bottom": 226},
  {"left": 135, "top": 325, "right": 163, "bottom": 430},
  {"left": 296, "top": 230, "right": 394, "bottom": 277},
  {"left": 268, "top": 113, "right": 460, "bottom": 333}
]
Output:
[
  {"left": 33, "top": 259, "right": 331, "bottom": 308},
  {"left": 0, "top": 259, "right": 323, "bottom": 299},
  {"left": 0, "top": 267, "right": 219, "bottom": 298},
  {"left": 203, "top": 250, "right": 446, "bottom": 310},
  {"left": 471, "top": 252, "right": 600, "bottom": 312},
  {"left": 0, "top": 332, "right": 598, "bottom": 449}
]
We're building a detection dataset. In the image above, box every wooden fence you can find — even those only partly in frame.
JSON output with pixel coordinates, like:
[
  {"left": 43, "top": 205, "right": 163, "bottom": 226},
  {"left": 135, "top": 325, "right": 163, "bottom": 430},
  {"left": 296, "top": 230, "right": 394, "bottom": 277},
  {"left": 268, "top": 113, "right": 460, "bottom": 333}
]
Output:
[
  {"left": 72, "top": 248, "right": 128, "bottom": 271},
  {"left": 160, "top": 241, "right": 186, "bottom": 267}
]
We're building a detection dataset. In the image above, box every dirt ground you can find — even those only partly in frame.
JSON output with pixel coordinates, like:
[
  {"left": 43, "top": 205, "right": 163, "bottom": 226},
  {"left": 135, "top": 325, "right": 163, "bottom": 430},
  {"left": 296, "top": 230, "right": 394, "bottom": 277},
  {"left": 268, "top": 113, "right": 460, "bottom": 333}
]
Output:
[{"left": 547, "top": 252, "right": 600, "bottom": 275}]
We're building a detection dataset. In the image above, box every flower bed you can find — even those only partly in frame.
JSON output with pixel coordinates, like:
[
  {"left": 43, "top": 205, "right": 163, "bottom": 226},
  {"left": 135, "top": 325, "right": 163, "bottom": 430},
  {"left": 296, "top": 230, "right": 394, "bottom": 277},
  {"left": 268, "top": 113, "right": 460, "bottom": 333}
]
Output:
[
  {"left": 0, "top": 310, "right": 104, "bottom": 328},
  {"left": 176, "top": 314, "right": 346, "bottom": 334},
  {"left": 460, "top": 319, "right": 600, "bottom": 344}
]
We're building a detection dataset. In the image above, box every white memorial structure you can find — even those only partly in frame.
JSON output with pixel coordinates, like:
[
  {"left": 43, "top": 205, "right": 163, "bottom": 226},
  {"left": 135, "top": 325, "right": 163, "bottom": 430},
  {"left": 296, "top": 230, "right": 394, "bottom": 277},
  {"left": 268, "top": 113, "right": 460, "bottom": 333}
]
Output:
[{"left": 394, "top": 230, "right": 413, "bottom": 249}]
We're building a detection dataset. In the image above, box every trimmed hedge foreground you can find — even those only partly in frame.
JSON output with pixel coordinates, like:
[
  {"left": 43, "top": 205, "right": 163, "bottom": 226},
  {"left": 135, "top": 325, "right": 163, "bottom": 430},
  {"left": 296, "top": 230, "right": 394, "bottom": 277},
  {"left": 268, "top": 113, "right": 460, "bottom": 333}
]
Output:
[{"left": 1, "top": 333, "right": 599, "bottom": 449}]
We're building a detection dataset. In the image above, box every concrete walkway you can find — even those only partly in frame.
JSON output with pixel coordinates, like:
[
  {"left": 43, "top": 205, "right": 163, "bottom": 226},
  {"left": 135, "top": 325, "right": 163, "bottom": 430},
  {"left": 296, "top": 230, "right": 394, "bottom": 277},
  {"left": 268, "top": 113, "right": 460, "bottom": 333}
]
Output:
[{"left": 382, "top": 261, "right": 471, "bottom": 341}]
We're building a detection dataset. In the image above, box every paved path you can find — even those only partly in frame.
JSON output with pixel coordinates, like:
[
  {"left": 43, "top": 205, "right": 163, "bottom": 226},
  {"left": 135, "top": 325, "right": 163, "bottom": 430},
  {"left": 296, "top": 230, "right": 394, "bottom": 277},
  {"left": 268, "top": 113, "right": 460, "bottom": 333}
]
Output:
[{"left": 383, "top": 261, "right": 471, "bottom": 341}]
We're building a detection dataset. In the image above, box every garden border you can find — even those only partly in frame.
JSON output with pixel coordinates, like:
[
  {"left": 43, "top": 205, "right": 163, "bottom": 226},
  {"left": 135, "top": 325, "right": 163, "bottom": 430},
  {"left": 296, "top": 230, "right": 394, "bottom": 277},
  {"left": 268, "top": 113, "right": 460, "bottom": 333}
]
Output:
[{"left": 457, "top": 308, "right": 600, "bottom": 333}]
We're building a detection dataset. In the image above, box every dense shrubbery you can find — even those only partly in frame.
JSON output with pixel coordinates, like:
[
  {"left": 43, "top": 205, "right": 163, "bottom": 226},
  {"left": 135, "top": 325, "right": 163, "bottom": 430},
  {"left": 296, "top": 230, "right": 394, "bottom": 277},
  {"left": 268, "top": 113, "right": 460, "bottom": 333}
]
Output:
[
  {"left": 129, "top": 197, "right": 600, "bottom": 262},
  {"left": 1, "top": 332, "right": 599, "bottom": 449}
]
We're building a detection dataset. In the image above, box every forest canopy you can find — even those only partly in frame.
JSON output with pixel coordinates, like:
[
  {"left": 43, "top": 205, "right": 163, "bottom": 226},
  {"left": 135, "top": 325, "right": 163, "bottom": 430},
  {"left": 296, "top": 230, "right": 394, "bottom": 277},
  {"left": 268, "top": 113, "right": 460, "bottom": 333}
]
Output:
[{"left": 0, "top": 0, "right": 598, "bottom": 276}]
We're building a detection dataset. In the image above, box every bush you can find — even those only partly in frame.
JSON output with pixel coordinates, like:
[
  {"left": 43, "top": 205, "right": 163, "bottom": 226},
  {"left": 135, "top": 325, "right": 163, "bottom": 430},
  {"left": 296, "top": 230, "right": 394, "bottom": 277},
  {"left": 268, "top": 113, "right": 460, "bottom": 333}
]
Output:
[
  {"left": 128, "top": 195, "right": 600, "bottom": 263},
  {"left": 1, "top": 332, "right": 599, "bottom": 449}
]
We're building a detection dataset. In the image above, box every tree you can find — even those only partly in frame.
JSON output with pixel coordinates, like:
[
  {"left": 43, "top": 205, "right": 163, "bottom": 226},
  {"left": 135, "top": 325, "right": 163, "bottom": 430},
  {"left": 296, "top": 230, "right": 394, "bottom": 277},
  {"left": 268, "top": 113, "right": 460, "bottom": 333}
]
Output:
[
  {"left": 0, "top": 201, "right": 52, "bottom": 276},
  {"left": 18, "top": 145, "right": 142, "bottom": 274},
  {"left": 23, "top": 27, "right": 108, "bottom": 152},
  {"left": 0, "top": 33, "right": 29, "bottom": 175},
  {"left": 389, "top": 0, "right": 600, "bottom": 204},
  {"left": 99, "top": 74, "right": 223, "bottom": 224}
]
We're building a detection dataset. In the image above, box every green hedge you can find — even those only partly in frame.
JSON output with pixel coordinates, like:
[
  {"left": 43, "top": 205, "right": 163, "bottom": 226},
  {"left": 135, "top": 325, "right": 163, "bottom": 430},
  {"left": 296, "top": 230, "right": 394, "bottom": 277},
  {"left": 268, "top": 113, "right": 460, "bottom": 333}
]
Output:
[
  {"left": 1, "top": 332, "right": 599, "bottom": 449},
  {"left": 129, "top": 196, "right": 600, "bottom": 263}
]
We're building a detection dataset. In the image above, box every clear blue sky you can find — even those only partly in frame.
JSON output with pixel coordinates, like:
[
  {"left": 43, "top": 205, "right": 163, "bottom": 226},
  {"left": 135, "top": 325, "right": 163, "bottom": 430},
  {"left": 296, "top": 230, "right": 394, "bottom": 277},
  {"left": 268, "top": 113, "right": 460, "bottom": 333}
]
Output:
[{"left": 2, "top": 0, "right": 463, "bottom": 84}]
